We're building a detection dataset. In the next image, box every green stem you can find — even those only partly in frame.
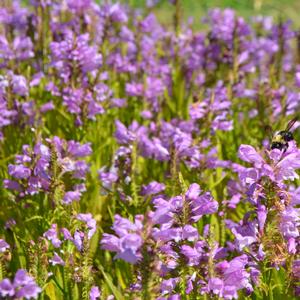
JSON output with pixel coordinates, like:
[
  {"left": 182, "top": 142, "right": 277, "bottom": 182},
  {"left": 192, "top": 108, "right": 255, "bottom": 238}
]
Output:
[{"left": 131, "top": 142, "right": 139, "bottom": 207}]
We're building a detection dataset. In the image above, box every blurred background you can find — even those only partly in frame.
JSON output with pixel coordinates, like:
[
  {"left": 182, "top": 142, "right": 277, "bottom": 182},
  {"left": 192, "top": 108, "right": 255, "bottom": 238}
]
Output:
[{"left": 124, "top": 0, "right": 300, "bottom": 28}]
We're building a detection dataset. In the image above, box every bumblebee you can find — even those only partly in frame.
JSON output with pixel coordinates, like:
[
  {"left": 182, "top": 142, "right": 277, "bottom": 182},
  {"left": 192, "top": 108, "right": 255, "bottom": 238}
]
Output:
[{"left": 271, "top": 118, "right": 297, "bottom": 152}]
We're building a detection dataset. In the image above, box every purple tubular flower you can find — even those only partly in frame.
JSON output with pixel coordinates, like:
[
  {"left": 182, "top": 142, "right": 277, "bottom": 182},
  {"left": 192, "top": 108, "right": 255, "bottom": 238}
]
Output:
[
  {"left": 152, "top": 183, "right": 218, "bottom": 231},
  {"left": 5, "top": 137, "right": 90, "bottom": 198},
  {"left": 50, "top": 33, "right": 102, "bottom": 81},
  {"left": 238, "top": 145, "right": 264, "bottom": 167},
  {"left": 185, "top": 183, "right": 202, "bottom": 200},
  {"left": 182, "top": 225, "right": 199, "bottom": 241},
  {"left": 73, "top": 231, "right": 84, "bottom": 251},
  {"left": 11, "top": 74, "right": 28, "bottom": 96},
  {"left": 280, "top": 206, "right": 300, "bottom": 239},
  {"left": 190, "top": 191, "right": 219, "bottom": 222},
  {"left": 76, "top": 213, "right": 97, "bottom": 239},
  {"left": 208, "top": 278, "right": 224, "bottom": 295},
  {"left": 63, "top": 190, "right": 81, "bottom": 205},
  {"left": 151, "top": 198, "right": 173, "bottom": 225},
  {"left": 49, "top": 252, "right": 65, "bottom": 266},
  {"left": 67, "top": 141, "right": 92, "bottom": 158},
  {"left": 0, "top": 279, "right": 14, "bottom": 297},
  {"left": 276, "top": 150, "right": 300, "bottom": 181},
  {"left": 16, "top": 283, "right": 42, "bottom": 299},
  {"left": 98, "top": 168, "right": 118, "bottom": 190},
  {"left": 61, "top": 228, "right": 73, "bottom": 241},
  {"left": 125, "top": 82, "right": 144, "bottom": 97},
  {"left": 101, "top": 215, "right": 144, "bottom": 264},
  {"left": 206, "top": 255, "right": 251, "bottom": 299},
  {"left": 40, "top": 101, "right": 55, "bottom": 113},
  {"left": 109, "top": 3, "right": 128, "bottom": 23},
  {"left": 43, "top": 224, "right": 61, "bottom": 248},
  {"left": 153, "top": 227, "right": 182, "bottom": 243},
  {"left": 115, "top": 233, "right": 143, "bottom": 263},
  {"left": 67, "top": 0, "right": 92, "bottom": 12},
  {"left": 0, "top": 269, "right": 42, "bottom": 299},
  {"left": 257, "top": 205, "right": 267, "bottom": 233},
  {"left": 115, "top": 120, "right": 135, "bottom": 144},
  {"left": 180, "top": 245, "right": 202, "bottom": 266},
  {"left": 0, "top": 239, "right": 9, "bottom": 252},
  {"left": 3, "top": 179, "right": 22, "bottom": 192},
  {"left": 141, "top": 181, "right": 165, "bottom": 196},
  {"left": 101, "top": 234, "right": 120, "bottom": 252},
  {"left": 8, "top": 164, "right": 31, "bottom": 179},
  {"left": 90, "top": 286, "right": 100, "bottom": 300},
  {"left": 14, "top": 270, "right": 31, "bottom": 286},
  {"left": 160, "top": 278, "right": 179, "bottom": 295}
]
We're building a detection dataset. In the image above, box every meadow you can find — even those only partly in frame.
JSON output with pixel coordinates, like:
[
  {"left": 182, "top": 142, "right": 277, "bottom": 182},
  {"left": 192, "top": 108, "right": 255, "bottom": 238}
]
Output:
[{"left": 0, "top": 0, "right": 300, "bottom": 299}]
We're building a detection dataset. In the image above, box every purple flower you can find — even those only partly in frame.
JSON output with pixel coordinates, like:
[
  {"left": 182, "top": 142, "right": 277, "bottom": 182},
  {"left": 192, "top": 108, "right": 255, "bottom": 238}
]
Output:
[
  {"left": 185, "top": 183, "right": 201, "bottom": 200},
  {"left": 3, "top": 179, "right": 22, "bottom": 192},
  {"left": 40, "top": 101, "right": 55, "bottom": 113},
  {"left": 11, "top": 74, "right": 28, "bottom": 96},
  {"left": 126, "top": 83, "right": 144, "bottom": 97},
  {"left": 67, "top": 141, "right": 92, "bottom": 158},
  {"left": 50, "top": 33, "right": 102, "bottom": 81},
  {"left": 208, "top": 278, "right": 224, "bottom": 295},
  {"left": 16, "top": 283, "right": 42, "bottom": 299},
  {"left": 160, "top": 278, "right": 179, "bottom": 295},
  {"left": 238, "top": 145, "right": 264, "bottom": 168},
  {"left": 101, "top": 215, "right": 144, "bottom": 264},
  {"left": 61, "top": 228, "right": 73, "bottom": 241},
  {"left": 5, "top": 137, "right": 90, "bottom": 198},
  {"left": 77, "top": 213, "right": 97, "bottom": 239},
  {"left": 101, "top": 234, "right": 120, "bottom": 252},
  {"left": 98, "top": 168, "right": 118, "bottom": 190},
  {"left": 90, "top": 286, "right": 100, "bottom": 300},
  {"left": 0, "top": 239, "right": 9, "bottom": 252},
  {"left": 43, "top": 224, "right": 61, "bottom": 248},
  {"left": 190, "top": 191, "right": 219, "bottom": 222},
  {"left": 180, "top": 244, "right": 202, "bottom": 266},
  {"left": 279, "top": 206, "right": 300, "bottom": 239},
  {"left": 102, "top": 3, "right": 128, "bottom": 23},
  {"left": 141, "top": 181, "right": 165, "bottom": 196},
  {"left": 223, "top": 255, "right": 251, "bottom": 290},
  {"left": 276, "top": 150, "right": 300, "bottom": 181},
  {"left": 295, "top": 72, "right": 300, "bottom": 87},
  {"left": 0, "top": 269, "right": 42, "bottom": 299},
  {"left": 206, "top": 255, "right": 251, "bottom": 299},
  {"left": 49, "top": 252, "right": 65, "bottom": 266},
  {"left": 182, "top": 225, "right": 199, "bottom": 241},
  {"left": 66, "top": 0, "right": 92, "bottom": 12},
  {"left": 8, "top": 164, "right": 31, "bottom": 179},
  {"left": 0, "top": 279, "right": 14, "bottom": 297},
  {"left": 63, "top": 190, "right": 81, "bottom": 205},
  {"left": 73, "top": 231, "right": 84, "bottom": 251},
  {"left": 115, "top": 120, "right": 135, "bottom": 144}
]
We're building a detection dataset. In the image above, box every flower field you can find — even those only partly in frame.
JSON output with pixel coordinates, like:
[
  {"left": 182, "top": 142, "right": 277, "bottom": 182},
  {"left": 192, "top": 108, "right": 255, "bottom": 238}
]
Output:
[{"left": 1, "top": 0, "right": 300, "bottom": 299}]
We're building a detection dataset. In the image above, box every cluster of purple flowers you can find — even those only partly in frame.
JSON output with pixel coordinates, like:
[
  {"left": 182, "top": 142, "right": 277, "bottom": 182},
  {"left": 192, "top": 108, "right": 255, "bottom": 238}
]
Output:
[
  {"left": 44, "top": 212, "right": 97, "bottom": 254},
  {"left": 101, "top": 183, "right": 257, "bottom": 298},
  {"left": 4, "top": 136, "right": 91, "bottom": 204},
  {"left": 0, "top": 269, "right": 41, "bottom": 299}
]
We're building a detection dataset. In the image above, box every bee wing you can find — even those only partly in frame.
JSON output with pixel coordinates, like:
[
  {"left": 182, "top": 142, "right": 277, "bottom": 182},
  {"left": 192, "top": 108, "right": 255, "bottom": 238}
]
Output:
[
  {"left": 285, "top": 117, "right": 297, "bottom": 131},
  {"left": 264, "top": 125, "right": 274, "bottom": 140}
]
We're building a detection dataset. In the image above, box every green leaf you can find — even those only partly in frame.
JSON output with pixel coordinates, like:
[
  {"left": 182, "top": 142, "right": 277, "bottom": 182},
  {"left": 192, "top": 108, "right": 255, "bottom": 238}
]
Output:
[{"left": 97, "top": 262, "right": 124, "bottom": 300}]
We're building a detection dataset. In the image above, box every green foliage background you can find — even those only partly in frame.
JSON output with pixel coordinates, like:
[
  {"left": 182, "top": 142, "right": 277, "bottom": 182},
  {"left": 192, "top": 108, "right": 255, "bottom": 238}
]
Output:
[{"left": 125, "top": 0, "right": 300, "bottom": 28}]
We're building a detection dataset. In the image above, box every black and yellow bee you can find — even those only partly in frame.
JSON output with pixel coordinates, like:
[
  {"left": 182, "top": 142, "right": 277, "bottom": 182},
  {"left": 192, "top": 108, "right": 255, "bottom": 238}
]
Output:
[{"left": 271, "top": 118, "right": 297, "bottom": 152}]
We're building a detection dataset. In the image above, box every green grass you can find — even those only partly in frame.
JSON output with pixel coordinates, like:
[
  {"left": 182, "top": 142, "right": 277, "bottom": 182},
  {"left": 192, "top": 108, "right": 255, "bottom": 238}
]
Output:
[
  {"left": 123, "top": 0, "right": 300, "bottom": 28},
  {"left": 20, "top": 0, "right": 300, "bottom": 27}
]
